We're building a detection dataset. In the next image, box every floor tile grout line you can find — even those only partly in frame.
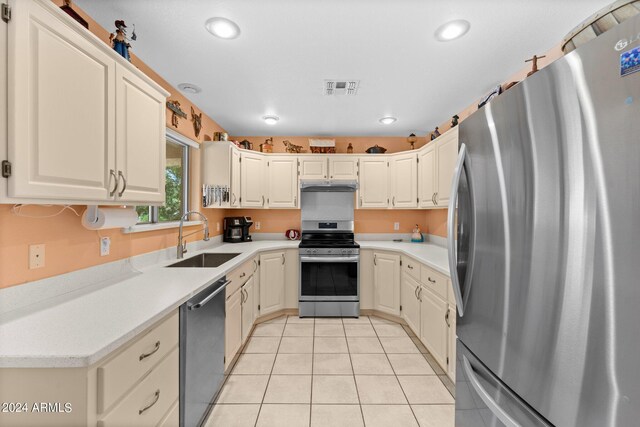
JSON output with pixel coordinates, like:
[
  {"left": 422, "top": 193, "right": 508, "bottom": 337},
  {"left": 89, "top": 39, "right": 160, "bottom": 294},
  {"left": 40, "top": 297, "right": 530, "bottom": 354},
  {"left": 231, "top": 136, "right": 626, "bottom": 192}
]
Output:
[
  {"left": 373, "top": 316, "right": 422, "bottom": 426},
  {"left": 308, "top": 317, "right": 316, "bottom": 427},
  {"left": 344, "top": 315, "right": 366, "bottom": 426},
  {"left": 254, "top": 316, "right": 286, "bottom": 427}
]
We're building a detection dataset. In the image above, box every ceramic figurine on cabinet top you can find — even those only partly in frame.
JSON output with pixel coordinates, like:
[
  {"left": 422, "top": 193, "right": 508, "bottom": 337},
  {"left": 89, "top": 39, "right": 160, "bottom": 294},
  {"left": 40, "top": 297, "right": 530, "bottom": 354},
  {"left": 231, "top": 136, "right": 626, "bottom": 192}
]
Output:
[
  {"left": 431, "top": 127, "right": 440, "bottom": 141},
  {"left": 451, "top": 115, "right": 459, "bottom": 127},
  {"left": 347, "top": 143, "right": 353, "bottom": 153},
  {"left": 109, "top": 20, "right": 133, "bottom": 61}
]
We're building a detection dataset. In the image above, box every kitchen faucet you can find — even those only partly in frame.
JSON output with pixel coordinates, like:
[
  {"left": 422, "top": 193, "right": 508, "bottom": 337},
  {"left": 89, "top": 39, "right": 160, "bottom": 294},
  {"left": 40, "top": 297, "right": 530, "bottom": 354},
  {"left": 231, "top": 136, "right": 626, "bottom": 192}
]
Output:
[{"left": 177, "top": 211, "right": 210, "bottom": 259}]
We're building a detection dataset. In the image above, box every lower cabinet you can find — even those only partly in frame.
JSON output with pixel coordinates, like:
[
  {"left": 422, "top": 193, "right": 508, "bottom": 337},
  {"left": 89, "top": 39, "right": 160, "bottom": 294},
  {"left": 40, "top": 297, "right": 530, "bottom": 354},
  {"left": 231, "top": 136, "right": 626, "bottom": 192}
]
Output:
[
  {"left": 241, "top": 275, "right": 256, "bottom": 342},
  {"left": 259, "top": 251, "right": 286, "bottom": 316},
  {"left": 419, "top": 285, "right": 449, "bottom": 370},
  {"left": 400, "top": 273, "right": 421, "bottom": 334},
  {"left": 373, "top": 251, "right": 401, "bottom": 316},
  {"left": 225, "top": 287, "right": 243, "bottom": 370}
]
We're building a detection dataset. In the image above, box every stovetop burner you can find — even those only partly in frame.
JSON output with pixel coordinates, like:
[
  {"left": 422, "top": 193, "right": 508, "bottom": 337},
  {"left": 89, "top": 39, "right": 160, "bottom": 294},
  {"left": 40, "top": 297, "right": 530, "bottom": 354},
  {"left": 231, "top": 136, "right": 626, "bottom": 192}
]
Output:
[{"left": 298, "top": 232, "right": 360, "bottom": 249}]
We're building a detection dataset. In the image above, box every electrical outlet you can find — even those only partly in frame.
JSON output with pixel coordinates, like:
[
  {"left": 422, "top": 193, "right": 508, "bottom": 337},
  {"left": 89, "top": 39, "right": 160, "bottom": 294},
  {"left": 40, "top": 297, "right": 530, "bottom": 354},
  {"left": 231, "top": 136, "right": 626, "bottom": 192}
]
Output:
[
  {"left": 29, "top": 244, "right": 45, "bottom": 269},
  {"left": 255, "top": 221, "right": 261, "bottom": 230},
  {"left": 216, "top": 222, "right": 220, "bottom": 232},
  {"left": 394, "top": 222, "right": 400, "bottom": 231},
  {"left": 100, "top": 237, "right": 110, "bottom": 256}
]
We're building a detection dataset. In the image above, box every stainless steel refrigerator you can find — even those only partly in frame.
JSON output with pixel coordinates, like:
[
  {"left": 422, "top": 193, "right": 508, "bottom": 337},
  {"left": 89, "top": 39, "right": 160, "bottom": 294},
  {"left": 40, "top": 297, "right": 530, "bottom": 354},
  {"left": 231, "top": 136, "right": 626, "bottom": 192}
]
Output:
[{"left": 448, "top": 13, "right": 640, "bottom": 427}]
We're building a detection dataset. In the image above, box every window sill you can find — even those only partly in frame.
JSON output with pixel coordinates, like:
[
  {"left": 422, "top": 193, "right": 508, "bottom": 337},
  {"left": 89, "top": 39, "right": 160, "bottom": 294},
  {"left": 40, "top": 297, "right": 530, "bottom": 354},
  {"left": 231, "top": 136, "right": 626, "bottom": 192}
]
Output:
[{"left": 122, "top": 220, "right": 204, "bottom": 234}]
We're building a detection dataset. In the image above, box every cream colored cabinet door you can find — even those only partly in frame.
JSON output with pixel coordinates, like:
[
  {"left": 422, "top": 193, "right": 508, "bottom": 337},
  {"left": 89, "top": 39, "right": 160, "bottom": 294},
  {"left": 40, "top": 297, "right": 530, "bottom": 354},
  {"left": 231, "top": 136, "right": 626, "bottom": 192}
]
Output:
[
  {"left": 115, "top": 64, "right": 166, "bottom": 203},
  {"left": 358, "top": 158, "right": 389, "bottom": 208},
  {"left": 400, "top": 273, "right": 421, "bottom": 335},
  {"left": 373, "top": 251, "right": 400, "bottom": 316},
  {"left": 329, "top": 157, "right": 358, "bottom": 180},
  {"left": 267, "top": 157, "right": 298, "bottom": 208},
  {"left": 225, "top": 288, "right": 242, "bottom": 369},
  {"left": 252, "top": 257, "right": 261, "bottom": 320},
  {"left": 420, "top": 286, "right": 448, "bottom": 370},
  {"left": 259, "top": 251, "right": 286, "bottom": 316},
  {"left": 435, "top": 128, "right": 458, "bottom": 207},
  {"left": 299, "top": 156, "right": 327, "bottom": 179},
  {"left": 242, "top": 275, "right": 255, "bottom": 342},
  {"left": 230, "top": 148, "right": 241, "bottom": 207},
  {"left": 390, "top": 152, "right": 417, "bottom": 208},
  {"left": 241, "top": 152, "right": 266, "bottom": 207},
  {"left": 447, "top": 303, "right": 456, "bottom": 380},
  {"left": 8, "top": 0, "right": 116, "bottom": 201},
  {"left": 418, "top": 143, "right": 437, "bottom": 208}
]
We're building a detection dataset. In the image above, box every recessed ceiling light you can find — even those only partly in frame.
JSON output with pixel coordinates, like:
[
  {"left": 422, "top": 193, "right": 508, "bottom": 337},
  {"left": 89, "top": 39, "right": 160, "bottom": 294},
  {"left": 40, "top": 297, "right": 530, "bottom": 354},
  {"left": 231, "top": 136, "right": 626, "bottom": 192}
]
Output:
[
  {"left": 263, "top": 115, "right": 279, "bottom": 125},
  {"left": 177, "top": 83, "right": 201, "bottom": 94},
  {"left": 379, "top": 116, "right": 397, "bottom": 125},
  {"left": 434, "top": 19, "right": 470, "bottom": 42},
  {"left": 205, "top": 17, "right": 241, "bottom": 39}
]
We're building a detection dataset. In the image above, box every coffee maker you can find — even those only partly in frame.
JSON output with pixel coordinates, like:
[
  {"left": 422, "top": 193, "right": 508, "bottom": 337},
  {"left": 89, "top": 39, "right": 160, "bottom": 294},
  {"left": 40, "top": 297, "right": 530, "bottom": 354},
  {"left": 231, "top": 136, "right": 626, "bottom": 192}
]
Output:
[{"left": 223, "top": 217, "right": 253, "bottom": 243}]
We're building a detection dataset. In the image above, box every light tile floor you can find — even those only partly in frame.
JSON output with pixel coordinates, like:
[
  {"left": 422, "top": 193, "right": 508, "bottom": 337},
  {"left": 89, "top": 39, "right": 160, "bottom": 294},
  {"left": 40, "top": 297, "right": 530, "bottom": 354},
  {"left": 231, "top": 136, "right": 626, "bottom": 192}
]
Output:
[{"left": 206, "top": 315, "right": 455, "bottom": 427}]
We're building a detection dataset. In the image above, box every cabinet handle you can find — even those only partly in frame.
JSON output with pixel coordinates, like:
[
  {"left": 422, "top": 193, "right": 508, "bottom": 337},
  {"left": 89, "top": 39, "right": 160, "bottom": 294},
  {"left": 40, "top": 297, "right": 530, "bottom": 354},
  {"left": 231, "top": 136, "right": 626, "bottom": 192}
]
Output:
[
  {"left": 432, "top": 193, "right": 436, "bottom": 205},
  {"left": 359, "top": 196, "right": 363, "bottom": 207},
  {"left": 117, "top": 171, "right": 127, "bottom": 197},
  {"left": 418, "top": 287, "right": 423, "bottom": 302},
  {"left": 262, "top": 195, "right": 265, "bottom": 206},
  {"left": 374, "top": 254, "right": 377, "bottom": 266},
  {"left": 294, "top": 195, "right": 297, "bottom": 206},
  {"left": 435, "top": 192, "right": 438, "bottom": 205},
  {"left": 282, "top": 254, "right": 285, "bottom": 265},
  {"left": 408, "top": 264, "right": 413, "bottom": 270},
  {"left": 240, "top": 272, "right": 246, "bottom": 278},
  {"left": 445, "top": 308, "right": 450, "bottom": 327},
  {"left": 253, "top": 259, "right": 258, "bottom": 273},
  {"left": 241, "top": 288, "right": 246, "bottom": 304},
  {"left": 139, "top": 341, "right": 160, "bottom": 361},
  {"left": 138, "top": 389, "right": 160, "bottom": 415},
  {"left": 414, "top": 285, "right": 419, "bottom": 300},
  {"left": 392, "top": 196, "right": 396, "bottom": 207},
  {"left": 108, "top": 169, "right": 118, "bottom": 197},
  {"left": 232, "top": 193, "right": 237, "bottom": 205},
  {"left": 428, "top": 277, "right": 436, "bottom": 284}
]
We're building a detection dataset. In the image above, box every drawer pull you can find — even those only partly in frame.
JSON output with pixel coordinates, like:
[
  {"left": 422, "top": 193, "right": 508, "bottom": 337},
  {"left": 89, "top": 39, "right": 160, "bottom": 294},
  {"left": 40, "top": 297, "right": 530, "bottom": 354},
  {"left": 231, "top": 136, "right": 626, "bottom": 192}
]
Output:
[
  {"left": 139, "top": 341, "right": 160, "bottom": 361},
  {"left": 428, "top": 277, "right": 436, "bottom": 283},
  {"left": 408, "top": 265, "right": 414, "bottom": 270},
  {"left": 240, "top": 272, "right": 246, "bottom": 278},
  {"left": 138, "top": 389, "right": 160, "bottom": 415}
]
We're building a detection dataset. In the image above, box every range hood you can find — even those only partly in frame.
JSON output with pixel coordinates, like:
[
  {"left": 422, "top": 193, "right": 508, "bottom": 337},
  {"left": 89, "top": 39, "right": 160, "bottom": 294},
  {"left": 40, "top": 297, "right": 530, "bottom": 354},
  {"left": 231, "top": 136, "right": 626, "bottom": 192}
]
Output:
[{"left": 300, "top": 180, "right": 358, "bottom": 192}]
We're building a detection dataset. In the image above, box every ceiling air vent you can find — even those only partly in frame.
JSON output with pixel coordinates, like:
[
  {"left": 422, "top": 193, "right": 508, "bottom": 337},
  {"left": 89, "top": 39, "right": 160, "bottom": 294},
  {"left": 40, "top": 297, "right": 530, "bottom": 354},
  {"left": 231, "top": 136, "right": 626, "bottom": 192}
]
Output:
[{"left": 324, "top": 80, "right": 359, "bottom": 96}]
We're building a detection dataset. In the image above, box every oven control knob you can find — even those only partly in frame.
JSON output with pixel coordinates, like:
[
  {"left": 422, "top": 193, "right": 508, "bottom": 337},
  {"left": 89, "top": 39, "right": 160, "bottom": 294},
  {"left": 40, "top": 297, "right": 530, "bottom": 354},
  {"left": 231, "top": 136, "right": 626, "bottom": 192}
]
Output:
[
  {"left": 342, "top": 249, "right": 348, "bottom": 254},
  {"left": 311, "top": 249, "right": 317, "bottom": 254}
]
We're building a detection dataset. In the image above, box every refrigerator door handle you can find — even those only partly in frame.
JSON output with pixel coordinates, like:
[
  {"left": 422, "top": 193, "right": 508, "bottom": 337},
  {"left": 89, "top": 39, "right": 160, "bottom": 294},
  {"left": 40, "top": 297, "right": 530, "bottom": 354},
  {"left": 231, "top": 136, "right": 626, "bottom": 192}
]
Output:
[
  {"left": 463, "top": 355, "right": 521, "bottom": 427},
  {"left": 448, "top": 143, "right": 467, "bottom": 315}
]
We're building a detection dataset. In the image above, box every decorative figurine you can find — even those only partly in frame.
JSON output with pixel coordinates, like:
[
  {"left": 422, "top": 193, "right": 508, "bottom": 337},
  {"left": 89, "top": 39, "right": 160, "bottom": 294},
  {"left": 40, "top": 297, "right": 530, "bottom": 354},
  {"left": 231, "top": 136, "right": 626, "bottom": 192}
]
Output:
[
  {"left": 411, "top": 224, "right": 424, "bottom": 243},
  {"left": 431, "top": 127, "right": 441, "bottom": 141},
  {"left": 109, "top": 20, "right": 133, "bottom": 61},
  {"left": 407, "top": 133, "right": 417, "bottom": 150},
  {"left": 283, "top": 140, "right": 303, "bottom": 153},
  {"left": 347, "top": 143, "right": 354, "bottom": 154},
  {"left": 525, "top": 54, "right": 546, "bottom": 77},
  {"left": 166, "top": 100, "right": 186, "bottom": 128},
  {"left": 191, "top": 107, "right": 202, "bottom": 138},
  {"left": 451, "top": 115, "right": 459, "bottom": 127},
  {"left": 260, "top": 138, "right": 273, "bottom": 153}
]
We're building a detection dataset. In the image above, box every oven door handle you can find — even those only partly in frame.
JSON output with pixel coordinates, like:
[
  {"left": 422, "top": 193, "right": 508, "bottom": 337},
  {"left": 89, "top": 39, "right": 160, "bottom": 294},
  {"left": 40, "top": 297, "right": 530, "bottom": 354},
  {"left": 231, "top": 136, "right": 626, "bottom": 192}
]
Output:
[{"left": 300, "top": 256, "right": 359, "bottom": 263}]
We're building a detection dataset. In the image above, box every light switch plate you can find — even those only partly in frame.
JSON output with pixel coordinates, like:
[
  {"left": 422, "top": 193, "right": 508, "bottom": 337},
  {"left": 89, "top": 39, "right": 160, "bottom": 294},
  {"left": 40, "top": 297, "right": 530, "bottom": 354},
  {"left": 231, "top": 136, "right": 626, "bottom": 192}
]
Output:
[
  {"left": 394, "top": 222, "right": 400, "bottom": 231},
  {"left": 29, "top": 244, "right": 45, "bottom": 269},
  {"left": 100, "top": 237, "right": 110, "bottom": 256},
  {"left": 216, "top": 222, "right": 220, "bottom": 232},
  {"left": 255, "top": 221, "right": 261, "bottom": 230}
]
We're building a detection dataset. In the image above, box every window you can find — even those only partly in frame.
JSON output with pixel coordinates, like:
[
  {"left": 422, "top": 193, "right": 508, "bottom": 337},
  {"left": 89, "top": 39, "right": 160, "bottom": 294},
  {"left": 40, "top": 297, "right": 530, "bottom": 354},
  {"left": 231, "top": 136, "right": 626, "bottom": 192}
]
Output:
[{"left": 136, "top": 136, "right": 189, "bottom": 223}]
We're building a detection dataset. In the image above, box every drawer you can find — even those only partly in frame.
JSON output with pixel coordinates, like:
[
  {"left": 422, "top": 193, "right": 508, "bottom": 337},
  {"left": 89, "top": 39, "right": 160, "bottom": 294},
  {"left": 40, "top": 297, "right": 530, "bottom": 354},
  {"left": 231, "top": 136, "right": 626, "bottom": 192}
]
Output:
[
  {"left": 402, "top": 256, "right": 420, "bottom": 281},
  {"left": 226, "top": 258, "right": 258, "bottom": 299},
  {"left": 420, "top": 265, "right": 448, "bottom": 301},
  {"left": 98, "top": 347, "right": 179, "bottom": 427},
  {"left": 98, "top": 311, "right": 178, "bottom": 414},
  {"left": 157, "top": 399, "right": 179, "bottom": 427}
]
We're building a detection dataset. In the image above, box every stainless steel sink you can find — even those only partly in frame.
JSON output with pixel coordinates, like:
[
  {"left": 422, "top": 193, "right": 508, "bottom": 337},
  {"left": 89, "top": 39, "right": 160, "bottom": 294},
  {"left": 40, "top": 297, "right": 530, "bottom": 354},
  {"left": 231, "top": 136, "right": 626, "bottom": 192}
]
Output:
[{"left": 166, "top": 253, "right": 241, "bottom": 268}]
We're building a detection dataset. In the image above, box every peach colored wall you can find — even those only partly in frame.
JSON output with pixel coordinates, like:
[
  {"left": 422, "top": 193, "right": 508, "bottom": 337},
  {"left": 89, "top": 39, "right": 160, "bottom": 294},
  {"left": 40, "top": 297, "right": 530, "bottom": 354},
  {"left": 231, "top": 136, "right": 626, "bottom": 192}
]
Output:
[
  {"left": 0, "top": 2, "right": 228, "bottom": 289},
  {"left": 230, "top": 136, "right": 429, "bottom": 154},
  {"left": 425, "top": 209, "right": 448, "bottom": 238}
]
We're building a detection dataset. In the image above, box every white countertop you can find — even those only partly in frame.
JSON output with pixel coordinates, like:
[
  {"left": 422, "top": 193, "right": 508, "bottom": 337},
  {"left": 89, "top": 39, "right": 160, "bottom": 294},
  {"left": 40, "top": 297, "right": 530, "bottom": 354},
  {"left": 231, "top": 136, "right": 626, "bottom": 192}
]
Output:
[{"left": 0, "top": 239, "right": 448, "bottom": 368}]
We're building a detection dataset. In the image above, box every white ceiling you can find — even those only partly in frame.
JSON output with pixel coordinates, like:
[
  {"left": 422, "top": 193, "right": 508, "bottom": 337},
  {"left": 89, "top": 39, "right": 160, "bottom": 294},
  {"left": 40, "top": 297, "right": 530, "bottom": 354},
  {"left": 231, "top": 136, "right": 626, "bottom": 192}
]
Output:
[{"left": 75, "top": 0, "right": 611, "bottom": 136}]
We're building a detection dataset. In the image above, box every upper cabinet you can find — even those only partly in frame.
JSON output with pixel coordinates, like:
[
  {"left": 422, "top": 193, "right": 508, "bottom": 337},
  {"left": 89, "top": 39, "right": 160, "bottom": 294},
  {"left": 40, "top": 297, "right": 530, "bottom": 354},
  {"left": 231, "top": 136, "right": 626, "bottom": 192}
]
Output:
[
  {"left": 240, "top": 152, "right": 266, "bottom": 207},
  {"left": 328, "top": 157, "right": 358, "bottom": 180},
  {"left": 230, "top": 148, "right": 241, "bottom": 207},
  {"left": 3, "top": 0, "right": 168, "bottom": 205},
  {"left": 299, "top": 156, "right": 327, "bottom": 180},
  {"left": 267, "top": 157, "right": 298, "bottom": 208},
  {"left": 358, "top": 157, "right": 388, "bottom": 208},
  {"left": 418, "top": 127, "right": 458, "bottom": 208},
  {"left": 389, "top": 152, "right": 417, "bottom": 208}
]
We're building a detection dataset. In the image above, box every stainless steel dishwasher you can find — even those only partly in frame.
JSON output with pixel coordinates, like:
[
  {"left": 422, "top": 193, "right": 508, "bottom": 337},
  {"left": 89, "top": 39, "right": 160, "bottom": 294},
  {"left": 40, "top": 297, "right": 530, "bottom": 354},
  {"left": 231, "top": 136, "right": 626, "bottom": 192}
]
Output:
[{"left": 179, "top": 277, "right": 229, "bottom": 427}]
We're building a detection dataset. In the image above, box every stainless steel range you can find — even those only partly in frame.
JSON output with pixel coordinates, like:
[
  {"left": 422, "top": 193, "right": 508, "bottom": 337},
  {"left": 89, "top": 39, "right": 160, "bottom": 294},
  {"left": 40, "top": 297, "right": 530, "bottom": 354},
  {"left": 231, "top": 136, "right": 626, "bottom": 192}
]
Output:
[{"left": 298, "top": 180, "right": 359, "bottom": 317}]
